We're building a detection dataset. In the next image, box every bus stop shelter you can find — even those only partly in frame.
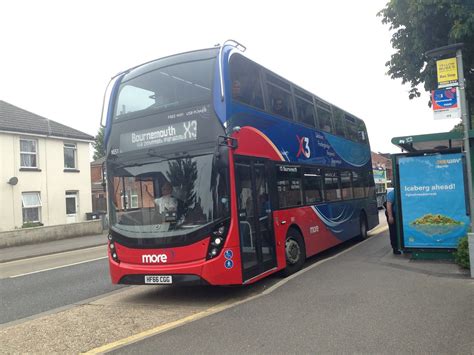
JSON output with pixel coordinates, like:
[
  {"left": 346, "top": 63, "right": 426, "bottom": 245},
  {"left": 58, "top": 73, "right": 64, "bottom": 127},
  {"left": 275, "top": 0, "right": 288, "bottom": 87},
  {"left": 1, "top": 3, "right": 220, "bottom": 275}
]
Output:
[{"left": 390, "top": 131, "right": 474, "bottom": 259}]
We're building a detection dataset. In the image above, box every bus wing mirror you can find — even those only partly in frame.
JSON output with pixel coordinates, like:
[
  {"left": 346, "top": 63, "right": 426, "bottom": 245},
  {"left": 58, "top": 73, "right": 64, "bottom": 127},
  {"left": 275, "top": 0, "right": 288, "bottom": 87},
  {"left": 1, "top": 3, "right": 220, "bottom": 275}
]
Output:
[
  {"left": 218, "top": 136, "right": 238, "bottom": 149},
  {"left": 216, "top": 144, "right": 230, "bottom": 169},
  {"left": 101, "top": 162, "right": 107, "bottom": 192}
]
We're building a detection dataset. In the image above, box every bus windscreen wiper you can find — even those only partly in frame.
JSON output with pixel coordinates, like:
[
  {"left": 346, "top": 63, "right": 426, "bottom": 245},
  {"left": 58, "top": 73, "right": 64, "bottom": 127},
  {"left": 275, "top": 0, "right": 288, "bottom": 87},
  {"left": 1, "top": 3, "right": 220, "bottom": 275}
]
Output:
[{"left": 147, "top": 148, "right": 168, "bottom": 160}]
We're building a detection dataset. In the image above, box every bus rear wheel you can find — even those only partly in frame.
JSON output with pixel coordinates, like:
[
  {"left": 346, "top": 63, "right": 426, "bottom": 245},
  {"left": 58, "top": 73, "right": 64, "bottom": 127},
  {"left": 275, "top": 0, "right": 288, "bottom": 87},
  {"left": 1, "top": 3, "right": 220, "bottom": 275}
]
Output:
[
  {"left": 358, "top": 213, "right": 368, "bottom": 240},
  {"left": 283, "top": 229, "right": 306, "bottom": 277}
]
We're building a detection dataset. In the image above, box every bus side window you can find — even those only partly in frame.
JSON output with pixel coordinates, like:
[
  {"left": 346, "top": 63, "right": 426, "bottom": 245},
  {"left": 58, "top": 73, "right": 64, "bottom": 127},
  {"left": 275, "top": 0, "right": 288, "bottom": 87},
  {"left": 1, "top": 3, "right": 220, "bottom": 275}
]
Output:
[
  {"left": 276, "top": 165, "right": 302, "bottom": 208},
  {"left": 295, "top": 96, "right": 316, "bottom": 127},
  {"left": 332, "top": 107, "right": 347, "bottom": 138},
  {"left": 324, "top": 170, "right": 341, "bottom": 201},
  {"left": 229, "top": 54, "right": 264, "bottom": 110},
  {"left": 352, "top": 171, "right": 365, "bottom": 198},
  {"left": 316, "top": 106, "right": 333, "bottom": 134},
  {"left": 340, "top": 171, "right": 354, "bottom": 200},
  {"left": 364, "top": 170, "right": 376, "bottom": 198},
  {"left": 303, "top": 168, "right": 323, "bottom": 204},
  {"left": 356, "top": 119, "right": 368, "bottom": 144},
  {"left": 267, "top": 85, "right": 293, "bottom": 119},
  {"left": 266, "top": 74, "right": 293, "bottom": 120}
]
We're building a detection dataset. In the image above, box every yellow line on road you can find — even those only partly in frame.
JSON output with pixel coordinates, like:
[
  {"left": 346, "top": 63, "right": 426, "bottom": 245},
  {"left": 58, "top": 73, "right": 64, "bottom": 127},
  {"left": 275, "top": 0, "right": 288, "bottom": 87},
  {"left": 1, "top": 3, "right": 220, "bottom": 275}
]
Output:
[
  {"left": 83, "top": 303, "right": 231, "bottom": 354},
  {"left": 84, "top": 231, "right": 381, "bottom": 354}
]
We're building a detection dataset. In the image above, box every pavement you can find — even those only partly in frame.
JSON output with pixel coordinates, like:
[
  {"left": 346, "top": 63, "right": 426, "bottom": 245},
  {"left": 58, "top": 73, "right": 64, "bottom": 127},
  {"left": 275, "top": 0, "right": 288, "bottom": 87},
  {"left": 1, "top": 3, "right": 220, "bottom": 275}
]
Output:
[
  {"left": 0, "top": 233, "right": 108, "bottom": 263},
  {"left": 1, "top": 223, "right": 472, "bottom": 353},
  {"left": 379, "top": 244, "right": 470, "bottom": 278},
  {"left": 109, "top": 229, "right": 474, "bottom": 354}
]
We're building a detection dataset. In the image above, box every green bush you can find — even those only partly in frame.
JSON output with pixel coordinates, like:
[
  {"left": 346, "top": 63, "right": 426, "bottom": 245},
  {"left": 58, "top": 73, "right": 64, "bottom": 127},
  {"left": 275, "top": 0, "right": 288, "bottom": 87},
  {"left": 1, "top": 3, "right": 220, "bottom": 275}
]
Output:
[{"left": 454, "top": 236, "right": 470, "bottom": 269}]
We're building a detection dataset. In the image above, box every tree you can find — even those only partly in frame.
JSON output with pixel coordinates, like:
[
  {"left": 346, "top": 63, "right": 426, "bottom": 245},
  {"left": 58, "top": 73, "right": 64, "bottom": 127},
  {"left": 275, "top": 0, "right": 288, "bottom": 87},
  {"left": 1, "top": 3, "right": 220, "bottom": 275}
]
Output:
[
  {"left": 167, "top": 157, "right": 198, "bottom": 218},
  {"left": 92, "top": 126, "right": 106, "bottom": 160},
  {"left": 378, "top": 0, "right": 474, "bottom": 125}
]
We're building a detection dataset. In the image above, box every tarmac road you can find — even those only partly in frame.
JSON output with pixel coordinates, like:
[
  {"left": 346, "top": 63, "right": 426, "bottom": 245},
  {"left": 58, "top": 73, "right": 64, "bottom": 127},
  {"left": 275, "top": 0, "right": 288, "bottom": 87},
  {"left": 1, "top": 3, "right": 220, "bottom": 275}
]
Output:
[
  {"left": 0, "top": 255, "right": 124, "bottom": 325},
  {"left": 111, "top": 230, "right": 474, "bottom": 354}
]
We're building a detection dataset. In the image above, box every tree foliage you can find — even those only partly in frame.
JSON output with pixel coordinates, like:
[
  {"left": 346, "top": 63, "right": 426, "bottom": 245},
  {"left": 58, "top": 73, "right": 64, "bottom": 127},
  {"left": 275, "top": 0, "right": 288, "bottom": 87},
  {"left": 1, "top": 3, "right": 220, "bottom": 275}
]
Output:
[
  {"left": 167, "top": 158, "right": 198, "bottom": 218},
  {"left": 92, "top": 126, "right": 106, "bottom": 161},
  {"left": 378, "top": 0, "right": 474, "bottom": 114}
]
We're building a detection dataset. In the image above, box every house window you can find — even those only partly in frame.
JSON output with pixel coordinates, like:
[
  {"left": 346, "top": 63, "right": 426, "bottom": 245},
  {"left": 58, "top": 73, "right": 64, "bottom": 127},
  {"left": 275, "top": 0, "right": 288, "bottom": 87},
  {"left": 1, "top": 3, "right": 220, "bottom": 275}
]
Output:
[
  {"left": 66, "top": 191, "right": 78, "bottom": 215},
  {"left": 22, "top": 192, "right": 42, "bottom": 223},
  {"left": 64, "top": 143, "right": 77, "bottom": 169},
  {"left": 131, "top": 190, "right": 139, "bottom": 208},
  {"left": 20, "top": 139, "right": 38, "bottom": 168}
]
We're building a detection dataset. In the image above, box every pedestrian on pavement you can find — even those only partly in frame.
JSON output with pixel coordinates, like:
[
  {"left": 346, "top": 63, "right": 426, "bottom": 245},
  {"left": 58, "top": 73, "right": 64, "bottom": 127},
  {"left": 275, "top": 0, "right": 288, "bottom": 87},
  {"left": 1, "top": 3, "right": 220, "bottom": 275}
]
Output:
[{"left": 386, "top": 188, "right": 401, "bottom": 254}]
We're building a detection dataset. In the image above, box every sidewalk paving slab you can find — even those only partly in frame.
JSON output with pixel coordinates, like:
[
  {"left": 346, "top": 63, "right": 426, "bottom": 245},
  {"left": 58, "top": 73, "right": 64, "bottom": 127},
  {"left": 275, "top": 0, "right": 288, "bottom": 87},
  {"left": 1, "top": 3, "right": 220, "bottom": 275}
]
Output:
[{"left": 0, "top": 233, "right": 108, "bottom": 263}]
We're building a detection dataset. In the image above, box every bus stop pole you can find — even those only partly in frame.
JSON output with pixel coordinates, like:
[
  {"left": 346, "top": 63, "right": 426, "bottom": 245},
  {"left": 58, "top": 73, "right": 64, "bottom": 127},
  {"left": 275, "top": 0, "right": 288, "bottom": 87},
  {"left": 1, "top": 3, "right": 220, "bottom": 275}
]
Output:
[{"left": 457, "top": 49, "right": 474, "bottom": 277}]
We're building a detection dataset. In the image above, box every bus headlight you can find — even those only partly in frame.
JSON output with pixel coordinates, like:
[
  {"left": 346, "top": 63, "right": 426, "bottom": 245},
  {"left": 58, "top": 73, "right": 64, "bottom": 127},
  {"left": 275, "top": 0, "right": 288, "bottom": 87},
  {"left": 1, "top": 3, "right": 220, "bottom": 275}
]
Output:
[
  {"left": 108, "top": 235, "right": 120, "bottom": 262},
  {"left": 207, "top": 220, "right": 230, "bottom": 260}
]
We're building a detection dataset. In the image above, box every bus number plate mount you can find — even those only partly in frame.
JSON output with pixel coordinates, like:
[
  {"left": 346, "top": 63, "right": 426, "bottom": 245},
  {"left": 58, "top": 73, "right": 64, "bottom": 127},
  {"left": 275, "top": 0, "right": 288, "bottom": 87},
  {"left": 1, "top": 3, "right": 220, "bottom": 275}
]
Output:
[{"left": 144, "top": 275, "right": 173, "bottom": 284}]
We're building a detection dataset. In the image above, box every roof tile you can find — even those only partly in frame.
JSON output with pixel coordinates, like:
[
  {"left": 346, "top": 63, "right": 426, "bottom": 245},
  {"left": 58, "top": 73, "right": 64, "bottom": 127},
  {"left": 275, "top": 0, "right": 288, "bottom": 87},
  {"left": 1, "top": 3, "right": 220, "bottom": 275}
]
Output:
[{"left": 0, "top": 100, "right": 94, "bottom": 141}]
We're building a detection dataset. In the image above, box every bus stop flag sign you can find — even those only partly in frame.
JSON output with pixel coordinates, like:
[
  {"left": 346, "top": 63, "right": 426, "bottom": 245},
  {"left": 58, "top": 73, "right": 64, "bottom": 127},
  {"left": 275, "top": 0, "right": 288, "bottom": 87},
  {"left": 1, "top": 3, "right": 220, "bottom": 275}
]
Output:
[
  {"left": 436, "top": 57, "right": 458, "bottom": 88},
  {"left": 431, "top": 87, "right": 460, "bottom": 120}
]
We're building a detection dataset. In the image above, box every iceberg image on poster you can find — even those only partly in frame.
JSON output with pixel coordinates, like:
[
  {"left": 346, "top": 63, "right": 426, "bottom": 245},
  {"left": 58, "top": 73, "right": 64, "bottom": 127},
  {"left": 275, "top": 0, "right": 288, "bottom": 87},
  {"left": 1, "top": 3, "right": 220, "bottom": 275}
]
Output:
[{"left": 399, "top": 153, "right": 469, "bottom": 248}]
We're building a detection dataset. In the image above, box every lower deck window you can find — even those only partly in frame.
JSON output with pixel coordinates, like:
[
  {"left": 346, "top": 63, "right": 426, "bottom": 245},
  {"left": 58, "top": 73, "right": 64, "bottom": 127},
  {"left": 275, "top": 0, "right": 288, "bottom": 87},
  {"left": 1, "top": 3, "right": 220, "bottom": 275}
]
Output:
[
  {"left": 276, "top": 165, "right": 302, "bottom": 208},
  {"left": 303, "top": 168, "right": 323, "bottom": 204},
  {"left": 324, "top": 171, "right": 341, "bottom": 201}
]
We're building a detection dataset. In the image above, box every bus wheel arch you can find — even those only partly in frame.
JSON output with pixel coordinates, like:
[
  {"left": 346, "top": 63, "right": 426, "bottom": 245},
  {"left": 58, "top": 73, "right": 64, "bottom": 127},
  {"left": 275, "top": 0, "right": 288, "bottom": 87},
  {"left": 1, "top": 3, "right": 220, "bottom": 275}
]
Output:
[
  {"left": 282, "top": 226, "right": 306, "bottom": 277},
  {"left": 358, "top": 210, "right": 368, "bottom": 240}
]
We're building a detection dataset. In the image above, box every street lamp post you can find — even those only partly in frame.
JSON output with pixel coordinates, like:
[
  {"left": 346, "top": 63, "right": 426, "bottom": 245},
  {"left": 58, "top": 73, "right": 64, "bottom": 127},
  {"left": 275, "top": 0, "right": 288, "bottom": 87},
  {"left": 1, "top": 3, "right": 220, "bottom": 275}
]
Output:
[{"left": 426, "top": 43, "right": 473, "bottom": 277}]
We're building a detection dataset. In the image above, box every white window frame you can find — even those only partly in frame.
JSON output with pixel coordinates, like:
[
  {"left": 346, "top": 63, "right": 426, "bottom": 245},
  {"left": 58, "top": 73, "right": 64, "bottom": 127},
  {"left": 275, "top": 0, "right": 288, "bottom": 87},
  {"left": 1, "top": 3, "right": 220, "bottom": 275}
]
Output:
[
  {"left": 130, "top": 192, "right": 139, "bottom": 208},
  {"left": 21, "top": 192, "right": 42, "bottom": 223},
  {"left": 20, "top": 138, "right": 38, "bottom": 168},
  {"left": 65, "top": 191, "right": 79, "bottom": 215},
  {"left": 64, "top": 143, "right": 77, "bottom": 169}
]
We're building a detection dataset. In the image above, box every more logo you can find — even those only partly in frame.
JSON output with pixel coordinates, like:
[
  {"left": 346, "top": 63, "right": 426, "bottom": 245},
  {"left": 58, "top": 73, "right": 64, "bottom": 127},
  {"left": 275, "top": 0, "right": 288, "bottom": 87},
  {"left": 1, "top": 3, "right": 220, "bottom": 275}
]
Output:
[{"left": 142, "top": 254, "right": 168, "bottom": 263}]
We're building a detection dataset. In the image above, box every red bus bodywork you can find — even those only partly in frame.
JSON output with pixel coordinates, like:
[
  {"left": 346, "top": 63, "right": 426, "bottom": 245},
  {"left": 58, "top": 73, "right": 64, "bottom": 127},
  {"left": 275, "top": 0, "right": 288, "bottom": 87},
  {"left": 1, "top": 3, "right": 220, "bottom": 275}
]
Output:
[{"left": 108, "top": 127, "right": 360, "bottom": 285}]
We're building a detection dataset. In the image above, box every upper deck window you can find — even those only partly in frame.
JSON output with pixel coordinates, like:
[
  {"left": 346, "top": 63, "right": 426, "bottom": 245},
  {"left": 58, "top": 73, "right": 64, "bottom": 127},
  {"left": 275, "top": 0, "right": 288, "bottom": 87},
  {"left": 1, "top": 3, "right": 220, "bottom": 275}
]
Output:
[
  {"left": 266, "top": 73, "right": 293, "bottom": 120},
  {"left": 295, "top": 90, "right": 316, "bottom": 128},
  {"left": 230, "top": 55, "right": 264, "bottom": 110},
  {"left": 332, "top": 107, "right": 346, "bottom": 138},
  {"left": 315, "top": 104, "right": 333, "bottom": 134},
  {"left": 114, "top": 57, "right": 215, "bottom": 120}
]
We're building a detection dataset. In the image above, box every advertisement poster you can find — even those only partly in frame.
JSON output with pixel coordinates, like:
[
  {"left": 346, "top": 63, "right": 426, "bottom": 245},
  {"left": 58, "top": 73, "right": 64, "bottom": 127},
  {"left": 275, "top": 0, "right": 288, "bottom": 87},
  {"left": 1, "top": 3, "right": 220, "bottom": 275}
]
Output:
[
  {"left": 399, "top": 153, "right": 469, "bottom": 249},
  {"left": 373, "top": 169, "right": 386, "bottom": 184},
  {"left": 431, "top": 87, "right": 461, "bottom": 120}
]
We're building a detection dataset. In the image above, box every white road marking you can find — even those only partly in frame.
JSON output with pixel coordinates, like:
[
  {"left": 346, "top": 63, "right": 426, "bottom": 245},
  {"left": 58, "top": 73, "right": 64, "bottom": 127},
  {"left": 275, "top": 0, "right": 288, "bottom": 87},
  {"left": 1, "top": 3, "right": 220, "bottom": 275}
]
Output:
[
  {"left": 8, "top": 256, "right": 108, "bottom": 278},
  {"left": 85, "top": 228, "right": 386, "bottom": 353},
  {"left": 2, "top": 245, "right": 105, "bottom": 265}
]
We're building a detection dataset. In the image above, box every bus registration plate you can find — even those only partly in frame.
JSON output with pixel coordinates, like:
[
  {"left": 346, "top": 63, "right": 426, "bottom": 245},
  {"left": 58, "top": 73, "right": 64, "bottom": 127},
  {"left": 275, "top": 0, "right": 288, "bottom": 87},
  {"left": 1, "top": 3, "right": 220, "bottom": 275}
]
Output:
[{"left": 144, "top": 275, "right": 172, "bottom": 284}]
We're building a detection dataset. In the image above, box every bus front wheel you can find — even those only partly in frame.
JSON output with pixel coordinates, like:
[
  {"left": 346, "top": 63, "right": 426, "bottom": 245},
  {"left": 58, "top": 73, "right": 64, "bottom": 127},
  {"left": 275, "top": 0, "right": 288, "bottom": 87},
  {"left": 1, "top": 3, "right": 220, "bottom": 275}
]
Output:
[{"left": 283, "top": 229, "right": 306, "bottom": 276}]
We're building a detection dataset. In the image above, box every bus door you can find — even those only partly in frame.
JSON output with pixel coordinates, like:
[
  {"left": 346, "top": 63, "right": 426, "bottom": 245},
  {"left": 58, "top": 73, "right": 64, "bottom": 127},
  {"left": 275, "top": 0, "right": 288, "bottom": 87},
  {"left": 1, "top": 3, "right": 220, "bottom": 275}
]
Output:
[{"left": 235, "top": 156, "right": 277, "bottom": 282}]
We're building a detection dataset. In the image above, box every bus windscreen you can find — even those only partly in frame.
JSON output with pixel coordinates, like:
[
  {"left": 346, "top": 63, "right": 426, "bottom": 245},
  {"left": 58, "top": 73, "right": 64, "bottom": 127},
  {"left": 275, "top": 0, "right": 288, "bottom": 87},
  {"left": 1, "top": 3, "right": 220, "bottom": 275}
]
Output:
[
  {"left": 114, "top": 58, "right": 215, "bottom": 120},
  {"left": 108, "top": 153, "right": 230, "bottom": 240}
]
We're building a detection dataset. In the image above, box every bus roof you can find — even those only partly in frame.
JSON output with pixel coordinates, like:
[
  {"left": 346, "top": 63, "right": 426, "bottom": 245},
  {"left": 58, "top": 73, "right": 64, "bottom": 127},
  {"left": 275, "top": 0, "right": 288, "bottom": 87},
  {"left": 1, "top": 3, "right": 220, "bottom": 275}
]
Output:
[{"left": 118, "top": 47, "right": 219, "bottom": 83}]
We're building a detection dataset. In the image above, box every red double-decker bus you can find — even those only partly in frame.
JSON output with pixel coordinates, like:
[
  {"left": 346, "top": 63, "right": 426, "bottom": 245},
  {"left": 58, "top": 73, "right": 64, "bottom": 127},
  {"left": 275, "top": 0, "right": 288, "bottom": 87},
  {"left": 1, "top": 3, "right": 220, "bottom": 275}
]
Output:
[{"left": 101, "top": 41, "right": 379, "bottom": 285}]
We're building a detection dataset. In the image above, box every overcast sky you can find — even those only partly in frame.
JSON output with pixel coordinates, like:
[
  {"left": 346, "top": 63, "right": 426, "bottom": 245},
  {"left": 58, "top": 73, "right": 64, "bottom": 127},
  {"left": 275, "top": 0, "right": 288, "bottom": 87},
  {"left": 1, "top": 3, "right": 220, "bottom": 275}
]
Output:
[{"left": 0, "top": 0, "right": 458, "bottom": 156}]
